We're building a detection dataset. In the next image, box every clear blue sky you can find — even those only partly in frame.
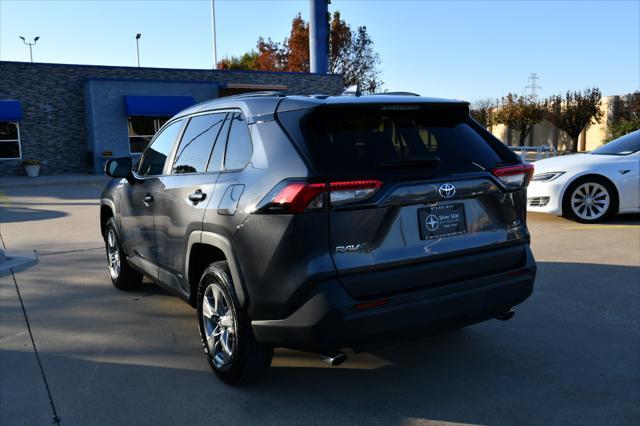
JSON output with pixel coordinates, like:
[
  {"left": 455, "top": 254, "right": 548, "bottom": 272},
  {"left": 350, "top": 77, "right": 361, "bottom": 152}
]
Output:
[{"left": 1, "top": 0, "right": 638, "bottom": 101}]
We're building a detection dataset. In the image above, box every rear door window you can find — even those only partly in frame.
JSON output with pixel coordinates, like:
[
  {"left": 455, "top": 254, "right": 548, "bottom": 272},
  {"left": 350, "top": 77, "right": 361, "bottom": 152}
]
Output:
[
  {"left": 301, "top": 106, "right": 509, "bottom": 178},
  {"left": 172, "top": 112, "right": 227, "bottom": 174},
  {"left": 207, "top": 114, "right": 232, "bottom": 172}
]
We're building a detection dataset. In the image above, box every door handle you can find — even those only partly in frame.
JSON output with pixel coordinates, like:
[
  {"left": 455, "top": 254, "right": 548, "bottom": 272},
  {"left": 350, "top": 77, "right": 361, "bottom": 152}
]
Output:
[
  {"left": 143, "top": 193, "right": 154, "bottom": 206},
  {"left": 188, "top": 189, "right": 206, "bottom": 204}
]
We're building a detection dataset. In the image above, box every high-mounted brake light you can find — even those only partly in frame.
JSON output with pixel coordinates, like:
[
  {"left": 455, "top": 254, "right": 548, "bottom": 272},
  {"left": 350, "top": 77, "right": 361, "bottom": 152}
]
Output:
[
  {"left": 492, "top": 163, "right": 534, "bottom": 188},
  {"left": 255, "top": 179, "right": 383, "bottom": 214}
]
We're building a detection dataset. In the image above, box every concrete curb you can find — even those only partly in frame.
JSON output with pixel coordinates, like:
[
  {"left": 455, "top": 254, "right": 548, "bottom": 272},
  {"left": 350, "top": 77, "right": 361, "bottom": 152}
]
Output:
[{"left": 0, "top": 174, "right": 111, "bottom": 190}]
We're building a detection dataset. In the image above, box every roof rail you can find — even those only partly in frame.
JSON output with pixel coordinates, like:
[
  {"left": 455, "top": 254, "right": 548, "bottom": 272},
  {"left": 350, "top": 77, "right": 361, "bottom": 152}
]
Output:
[
  {"left": 374, "top": 91, "right": 421, "bottom": 96},
  {"left": 217, "top": 91, "right": 286, "bottom": 101}
]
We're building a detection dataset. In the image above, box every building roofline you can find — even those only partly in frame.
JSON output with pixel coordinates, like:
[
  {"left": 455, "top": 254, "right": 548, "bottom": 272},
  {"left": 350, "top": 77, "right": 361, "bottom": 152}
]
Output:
[{"left": 0, "top": 60, "right": 343, "bottom": 78}]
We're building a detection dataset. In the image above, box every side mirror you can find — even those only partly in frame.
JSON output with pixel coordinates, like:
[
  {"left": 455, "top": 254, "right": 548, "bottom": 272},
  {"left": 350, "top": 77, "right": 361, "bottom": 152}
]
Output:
[{"left": 104, "top": 157, "right": 138, "bottom": 184}]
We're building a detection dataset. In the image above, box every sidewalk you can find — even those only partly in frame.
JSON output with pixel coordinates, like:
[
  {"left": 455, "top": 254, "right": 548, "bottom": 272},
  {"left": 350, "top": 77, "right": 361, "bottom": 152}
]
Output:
[{"left": 0, "top": 174, "right": 110, "bottom": 190}]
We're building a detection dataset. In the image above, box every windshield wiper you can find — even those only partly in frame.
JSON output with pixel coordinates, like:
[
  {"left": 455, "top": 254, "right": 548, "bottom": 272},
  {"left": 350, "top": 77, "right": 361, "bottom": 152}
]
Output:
[{"left": 372, "top": 156, "right": 441, "bottom": 169}]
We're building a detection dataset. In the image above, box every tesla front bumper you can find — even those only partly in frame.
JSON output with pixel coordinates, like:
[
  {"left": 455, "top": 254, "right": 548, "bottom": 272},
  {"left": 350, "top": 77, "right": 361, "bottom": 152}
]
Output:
[{"left": 527, "top": 178, "right": 566, "bottom": 215}]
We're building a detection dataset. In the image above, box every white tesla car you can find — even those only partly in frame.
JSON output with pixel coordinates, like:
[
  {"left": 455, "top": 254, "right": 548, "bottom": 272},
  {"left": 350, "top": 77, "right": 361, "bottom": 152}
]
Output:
[{"left": 527, "top": 130, "right": 640, "bottom": 223}]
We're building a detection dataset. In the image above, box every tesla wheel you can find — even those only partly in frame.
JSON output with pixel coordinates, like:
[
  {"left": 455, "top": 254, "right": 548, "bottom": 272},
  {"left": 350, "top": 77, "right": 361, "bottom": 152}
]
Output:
[
  {"left": 197, "top": 261, "right": 273, "bottom": 385},
  {"left": 563, "top": 177, "right": 617, "bottom": 223},
  {"left": 104, "top": 217, "right": 143, "bottom": 289}
]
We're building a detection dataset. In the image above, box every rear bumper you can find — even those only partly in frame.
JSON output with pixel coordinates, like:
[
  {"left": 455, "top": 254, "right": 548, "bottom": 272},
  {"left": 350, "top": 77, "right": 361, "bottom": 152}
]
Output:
[{"left": 252, "top": 247, "right": 536, "bottom": 352}]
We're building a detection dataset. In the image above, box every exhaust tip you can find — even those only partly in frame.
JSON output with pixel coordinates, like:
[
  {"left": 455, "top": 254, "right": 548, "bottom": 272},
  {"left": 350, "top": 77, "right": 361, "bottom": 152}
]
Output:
[
  {"left": 496, "top": 309, "right": 515, "bottom": 321},
  {"left": 322, "top": 351, "right": 348, "bottom": 366}
]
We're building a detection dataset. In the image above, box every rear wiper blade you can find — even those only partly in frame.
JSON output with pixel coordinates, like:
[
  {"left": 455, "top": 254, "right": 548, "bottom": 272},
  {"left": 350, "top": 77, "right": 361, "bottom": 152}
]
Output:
[{"left": 372, "top": 156, "right": 441, "bottom": 168}]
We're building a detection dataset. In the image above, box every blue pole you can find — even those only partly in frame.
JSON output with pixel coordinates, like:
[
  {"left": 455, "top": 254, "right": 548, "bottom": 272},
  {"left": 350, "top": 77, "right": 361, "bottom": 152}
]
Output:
[{"left": 309, "top": 0, "right": 328, "bottom": 74}]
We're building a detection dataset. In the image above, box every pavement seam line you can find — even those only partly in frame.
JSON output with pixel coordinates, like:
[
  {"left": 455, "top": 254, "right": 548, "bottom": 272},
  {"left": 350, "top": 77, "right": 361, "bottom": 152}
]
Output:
[
  {"left": 38, "top": 247, "right": 103, "bottom": 257},
  {"left": 9, "top": 269, "right": 62, "bottom": 425}
]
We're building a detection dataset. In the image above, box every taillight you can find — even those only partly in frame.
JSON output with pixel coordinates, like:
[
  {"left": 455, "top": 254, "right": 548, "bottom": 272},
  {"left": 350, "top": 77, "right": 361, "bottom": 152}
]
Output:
[
  {"left": 492, "top": 163, "right": 534, "bottom": 189},
  {"left": 255, "top": 179, "right": 383, "bottom": 214}
]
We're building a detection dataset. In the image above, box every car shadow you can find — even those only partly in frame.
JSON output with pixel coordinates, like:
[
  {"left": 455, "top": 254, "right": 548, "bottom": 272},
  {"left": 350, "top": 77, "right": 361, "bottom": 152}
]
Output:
[
  {"left": 605, "top": 213, "right": 640, "bottom": 225},
  {"left": 5, "top": 260, "right": 638, "bottom": 425},
  {"left": 0, "top": 206, "right": 68, "bottom": 223}
]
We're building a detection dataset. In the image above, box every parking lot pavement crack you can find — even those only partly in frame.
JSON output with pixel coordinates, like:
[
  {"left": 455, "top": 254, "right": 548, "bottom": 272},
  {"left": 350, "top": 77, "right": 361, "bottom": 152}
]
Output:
[{"left": 8, "top": 269, "right": 62, "bottom": 425}]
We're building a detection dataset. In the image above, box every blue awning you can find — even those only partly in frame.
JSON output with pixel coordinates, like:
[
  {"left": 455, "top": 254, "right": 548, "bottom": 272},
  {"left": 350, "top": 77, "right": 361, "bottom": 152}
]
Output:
[
  {"left": 0, "top": 100, "right": 23, "bottom": 121},
  {"left": 124, "top": 95, "right": 195, "bottom": 116}
]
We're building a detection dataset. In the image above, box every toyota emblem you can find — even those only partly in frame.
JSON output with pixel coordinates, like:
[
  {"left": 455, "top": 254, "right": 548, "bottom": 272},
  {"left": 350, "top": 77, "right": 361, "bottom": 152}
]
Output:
[{"left": 438, "top": 183, "right": 456, "bottom": 199}]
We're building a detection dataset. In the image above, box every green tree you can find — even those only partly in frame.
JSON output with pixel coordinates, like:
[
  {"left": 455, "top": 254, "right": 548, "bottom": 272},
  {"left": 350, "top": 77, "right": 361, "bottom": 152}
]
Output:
[
  {"left": 605, "top": 91, "right": 640, "bottom": 142},
  {"left": 492, "top": 93, "right": 546, "bottom": 146},
  {"left": 545, "top": 88, "right": 603, "bottom": 152},
  {"left": 217, "top": 12, "right": 382, "bottom": 93},
  {"left": 217, "top": 51, "right": 259, "bottom": 70}
]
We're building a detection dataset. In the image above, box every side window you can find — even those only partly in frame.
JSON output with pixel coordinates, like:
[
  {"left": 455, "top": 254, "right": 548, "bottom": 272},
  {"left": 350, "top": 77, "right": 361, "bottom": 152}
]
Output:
[
  {"left": 137, "top": 120, "right": 183, "bottom": 176},
  {"left": 207, "top": 114, "right": 232, "bottom": 172},
  {"left": 172, "top": 113, "right": 226, "bottom": 174},
  {"left": 224, "top": 113, "right": 253, "bottom": 170}
]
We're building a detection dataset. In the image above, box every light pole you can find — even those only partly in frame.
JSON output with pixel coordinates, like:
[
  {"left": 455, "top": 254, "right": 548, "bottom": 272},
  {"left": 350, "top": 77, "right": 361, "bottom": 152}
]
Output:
[
  {"left": 19, "top": 36, "right": 39, "bottom": 63},
  {"left": 210, "top": 0, "right": 217, "bottom": 69},
  {"left": 135, "top": 33, "right": 141, "bottom": 67}
]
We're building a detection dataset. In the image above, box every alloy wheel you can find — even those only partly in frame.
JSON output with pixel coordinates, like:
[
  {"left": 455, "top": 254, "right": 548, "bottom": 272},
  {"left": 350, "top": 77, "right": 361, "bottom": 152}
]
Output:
[
  {"left": 106, "top": 228, "right": 121, "bottom": 279},
  {"left": 570, "top": 182, "right": 610, "bottom": 221},
  {"left": 202, "top": 283, "right": 237, "bottom": 369}
]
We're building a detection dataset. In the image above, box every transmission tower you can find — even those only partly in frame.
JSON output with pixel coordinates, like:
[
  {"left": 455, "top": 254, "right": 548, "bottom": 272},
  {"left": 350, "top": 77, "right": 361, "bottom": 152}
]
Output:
[{"left": 525, "top": 72, "right": 542, "bottom": 99}]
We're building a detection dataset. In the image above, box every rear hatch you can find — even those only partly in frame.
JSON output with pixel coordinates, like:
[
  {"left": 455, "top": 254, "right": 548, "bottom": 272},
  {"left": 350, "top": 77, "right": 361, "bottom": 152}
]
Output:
[{"left": 277, "top": 100, "right": 531, "bottom": 298}]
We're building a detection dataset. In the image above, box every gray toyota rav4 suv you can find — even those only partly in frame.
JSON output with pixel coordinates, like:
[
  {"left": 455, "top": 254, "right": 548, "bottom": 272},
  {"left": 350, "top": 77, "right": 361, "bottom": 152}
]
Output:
[{"left": 101, "top": 92, "right": 536, "bottom": 384}]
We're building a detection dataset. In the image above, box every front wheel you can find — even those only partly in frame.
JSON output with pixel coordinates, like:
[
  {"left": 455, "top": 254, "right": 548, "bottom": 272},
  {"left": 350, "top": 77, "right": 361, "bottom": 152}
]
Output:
[
  {"left": 563, "top": 178, "right": 617, "bottom": 223},
  {"left": 197, "top": 261, "right": 273, "bottom": 384}
]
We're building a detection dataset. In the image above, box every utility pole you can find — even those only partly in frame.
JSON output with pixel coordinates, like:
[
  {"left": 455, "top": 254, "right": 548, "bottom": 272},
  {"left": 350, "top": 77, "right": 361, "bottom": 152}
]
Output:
[
  {"left": 525, "top": 72, "right": 542, "bottom": 100},
  {"left": 211, "top": 0, "right": 218, "bottom": 69},
  {"left": 19, "top": 36, "right": 39, "bottom": 63},
  {"left": 135, "top": 33, "right": 141, "bottom": 67}
]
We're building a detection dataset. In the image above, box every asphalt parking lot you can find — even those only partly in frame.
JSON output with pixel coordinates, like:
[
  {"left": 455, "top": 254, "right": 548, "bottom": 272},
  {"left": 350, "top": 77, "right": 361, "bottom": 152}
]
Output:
[{"left": 1, "top": 179, "right": 639, "bottom": 426}]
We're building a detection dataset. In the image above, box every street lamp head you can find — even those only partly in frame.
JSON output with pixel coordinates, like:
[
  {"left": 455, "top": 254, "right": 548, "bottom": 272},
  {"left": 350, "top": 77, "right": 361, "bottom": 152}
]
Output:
[
  {"left": 136, "top": 33, "right": 141, "bottom": 39},
  {"left": 34, "top": 36, "right": 40, "bottom": 42},
  {"left": 19, "top": 36, "right": 25, "bottom": 41}
]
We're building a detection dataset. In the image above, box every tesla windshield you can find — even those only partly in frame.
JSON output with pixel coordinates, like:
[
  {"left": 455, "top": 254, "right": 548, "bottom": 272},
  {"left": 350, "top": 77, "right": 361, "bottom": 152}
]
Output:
[{"left": 591, "top": 130, "right": 640, "bottom": 156}]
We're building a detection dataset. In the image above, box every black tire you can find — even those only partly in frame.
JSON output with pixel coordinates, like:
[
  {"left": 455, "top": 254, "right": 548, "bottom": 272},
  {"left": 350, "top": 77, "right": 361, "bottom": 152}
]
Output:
[
  {"left": 104, "top": 217, "right": 143, "bottom": 290},
  {"left": 562, "top": 176, "right": 618, "bottom": 224},
  {"left": 197, "top": 261, "right": 273, "bottom": 385}
]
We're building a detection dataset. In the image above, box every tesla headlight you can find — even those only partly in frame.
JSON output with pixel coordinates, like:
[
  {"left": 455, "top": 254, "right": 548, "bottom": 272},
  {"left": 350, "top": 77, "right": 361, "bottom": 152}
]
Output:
[{"left": 531, "top": 172, "right": 565, "bottom": 182}]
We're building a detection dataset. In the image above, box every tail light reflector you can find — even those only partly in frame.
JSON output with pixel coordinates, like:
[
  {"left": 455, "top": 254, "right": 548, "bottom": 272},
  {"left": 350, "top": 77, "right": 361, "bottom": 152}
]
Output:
[
  {"left": 492, "top": 163, "right": 534, "bottom": 188},
  {"left": 256, "top": 179, "right": 383, "bottom": 214},
  {"left": 353, "top": 298, "right": 389, "bottom": 311}
]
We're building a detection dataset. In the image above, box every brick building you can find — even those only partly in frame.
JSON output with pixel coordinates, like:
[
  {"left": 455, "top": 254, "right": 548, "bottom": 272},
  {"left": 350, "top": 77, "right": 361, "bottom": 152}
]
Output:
[{"left": 0, "top": 61, "right": 343, "bottom": 175}]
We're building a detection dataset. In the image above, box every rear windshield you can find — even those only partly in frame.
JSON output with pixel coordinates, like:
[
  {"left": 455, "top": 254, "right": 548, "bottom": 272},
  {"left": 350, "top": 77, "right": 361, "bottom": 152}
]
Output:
[{"left": 298, "top": 105, "right": 510, "bottom": 178}]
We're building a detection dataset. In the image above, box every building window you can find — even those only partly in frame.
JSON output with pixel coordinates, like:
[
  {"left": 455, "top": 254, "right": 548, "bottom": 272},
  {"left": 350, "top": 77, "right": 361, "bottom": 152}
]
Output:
[
  {"left": 128, "top": 116, "right": 168, "bottom": 154},
  {"left": 0, "top": 122, "right": 21, "bottom": 160}
]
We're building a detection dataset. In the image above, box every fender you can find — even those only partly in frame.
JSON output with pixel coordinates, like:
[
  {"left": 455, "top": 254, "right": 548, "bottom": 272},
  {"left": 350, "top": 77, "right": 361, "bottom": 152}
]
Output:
[
  {"left": 100, "top": 198, "right": 118, "bottom": 235},
  {"left": 185, "top": 230, "right": 247, "bottom": 307},
  {"left": 100, "top": 197, "right": 132, "bottom": 256}
]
